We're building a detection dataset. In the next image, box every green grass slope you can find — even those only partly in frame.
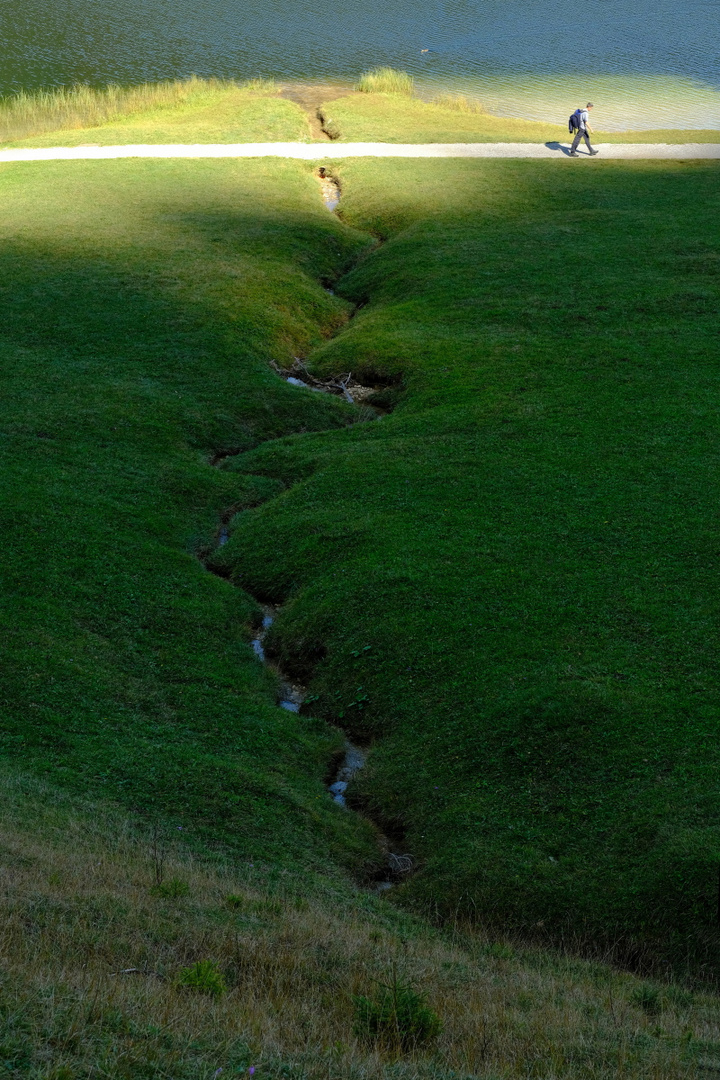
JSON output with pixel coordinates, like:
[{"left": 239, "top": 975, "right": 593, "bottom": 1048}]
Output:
[
  {"left": 213, "top": 157, "right": 720, "bottom": 971},
  {"left": 4, "top": 87, "right": 720, "bottom": 983},
  {"left": 0, "top": 152, "right": 382, "bottom": 878},
  {"left": 319, "top": 92, "right": 720, "bottom": 143}
]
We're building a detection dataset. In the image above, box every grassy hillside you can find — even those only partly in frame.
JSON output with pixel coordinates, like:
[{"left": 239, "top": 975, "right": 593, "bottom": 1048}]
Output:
[
  {"left": 3, "top": 81, "right": 720, "bottom": 1051},
  {"left": 0, "top": 769, "right": 713, "bottom": 1080},
  {"left": 212, "top": 156, "right": 720, "bottom": 971},
  {"left": 318, "top": 91, "right": 720, "bottom": 143},
  {"left": 0, "top": 148, "right": 388, "bottom": 879}
]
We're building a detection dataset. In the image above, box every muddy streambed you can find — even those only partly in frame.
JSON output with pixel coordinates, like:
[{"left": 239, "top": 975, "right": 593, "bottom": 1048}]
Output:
[{"left": 317, "top": 167, "right": 340, "bottom": 211}]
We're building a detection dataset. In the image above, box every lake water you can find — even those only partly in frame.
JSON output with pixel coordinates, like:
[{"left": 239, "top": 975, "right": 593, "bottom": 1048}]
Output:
[{"left": 2, "top": 0, "right": 719, "bottom": 130}]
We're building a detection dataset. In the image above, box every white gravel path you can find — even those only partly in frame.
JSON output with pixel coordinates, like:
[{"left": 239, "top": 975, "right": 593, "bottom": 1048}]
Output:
[{"left": 0, "top": 142, "right": 718, "bottom": 163}]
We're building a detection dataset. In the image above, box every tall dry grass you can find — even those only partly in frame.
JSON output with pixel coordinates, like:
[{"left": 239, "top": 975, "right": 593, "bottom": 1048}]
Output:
[
  {"left": 432, "top": 93, "right": 487, "bottom": 113},
  {"left": 0, "top": 76, "right": 278, "bottom": 143},
  {"left": 0, "top": 774, "right": 713, "bottom": 1079},
  {"left": 355, "top": 69, "right": 415, "bottom": 96}
]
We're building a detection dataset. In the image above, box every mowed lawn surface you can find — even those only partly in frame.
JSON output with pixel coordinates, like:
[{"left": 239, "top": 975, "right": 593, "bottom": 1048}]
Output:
[
  {"left": 213, "top": 158, "right": 720, "bottom": 964},
  {"left": 0, "top": 147, "right": 382, "bottom": 877}
]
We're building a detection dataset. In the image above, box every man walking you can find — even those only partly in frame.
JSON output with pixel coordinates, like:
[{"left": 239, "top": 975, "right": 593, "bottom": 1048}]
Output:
[{"left": 570, "top": 103, "right": 598, "bottom": 156}]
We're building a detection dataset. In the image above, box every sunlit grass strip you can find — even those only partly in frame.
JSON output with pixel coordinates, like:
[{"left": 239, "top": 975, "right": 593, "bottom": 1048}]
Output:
[
  {"left": 355, "top": 68, "right": 415, "bottom": 96},
  {"left": 0, "top": 76, "right": 279, "bottom": 142}
]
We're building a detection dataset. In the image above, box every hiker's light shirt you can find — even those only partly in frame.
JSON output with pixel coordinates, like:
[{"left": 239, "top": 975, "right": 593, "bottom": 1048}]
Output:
[{"left": 578, "top": 108, "right": 590, "bottom": 129}]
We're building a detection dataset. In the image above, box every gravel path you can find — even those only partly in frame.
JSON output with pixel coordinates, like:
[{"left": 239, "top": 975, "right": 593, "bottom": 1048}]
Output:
[{"left": 0, "top": 142, "right": 718, "bottom": 162}]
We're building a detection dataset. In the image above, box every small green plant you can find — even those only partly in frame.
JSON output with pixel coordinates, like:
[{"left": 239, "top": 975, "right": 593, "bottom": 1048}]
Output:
[
  {"left": 152, "top": 877, "right": 190, "bottom": 899},
  {"left": 225, "top": 892, "right": 245, "bottom": 909},
  {"left": 354, "top": 969, "right": 441, "bottom": 1053},
  {"left": 176, "top": 959, "right": 227, "bottom": 996},
  {"left": 355, "top": 68, "right": 415, "bottom": 96},
  {"left": 631, "top": 984, "right": 662, "bottom": 1016}
]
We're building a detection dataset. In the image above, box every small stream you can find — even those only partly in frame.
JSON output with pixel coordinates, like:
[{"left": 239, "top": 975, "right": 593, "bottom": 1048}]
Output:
[
  {"left": 246, "top": 602, "right": 411, "bottom": 890},
  {"left": 210, "top": 173, "right": 412, "bottom": 892},
  {"left": 250, "top": 605, "right": 305, "bottom": 713},
  {"left": 317, "top": 167, "right": 340, "bottom": 211}
]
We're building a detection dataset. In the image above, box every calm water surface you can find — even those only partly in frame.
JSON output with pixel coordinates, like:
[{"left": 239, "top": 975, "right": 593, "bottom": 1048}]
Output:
[{"left": 2, "top": 0, "right": 719, "bottom": 129}]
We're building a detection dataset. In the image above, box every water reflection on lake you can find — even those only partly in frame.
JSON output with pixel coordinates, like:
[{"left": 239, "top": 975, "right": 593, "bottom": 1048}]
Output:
[{"left": 1, "top": 0, "right": 718, "bottom": 129}]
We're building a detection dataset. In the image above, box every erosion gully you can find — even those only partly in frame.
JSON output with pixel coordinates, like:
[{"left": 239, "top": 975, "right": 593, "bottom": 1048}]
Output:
[{"left": 209, "top": 170, "right": 413, "bottom": 893}]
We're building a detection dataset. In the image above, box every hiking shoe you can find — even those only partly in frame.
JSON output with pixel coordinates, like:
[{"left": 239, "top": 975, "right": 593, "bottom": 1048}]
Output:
[
  {"left": 569, "top": 151, "right": 579, "bottom": 157},
  {"left": 589, "top": 150, "right": 599, "bottom": 156}
]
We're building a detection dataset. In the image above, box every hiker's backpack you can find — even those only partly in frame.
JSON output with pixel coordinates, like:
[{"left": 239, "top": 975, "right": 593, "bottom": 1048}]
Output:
[{"left": 568, "top": 109, "right": 581, "bottom": 134}]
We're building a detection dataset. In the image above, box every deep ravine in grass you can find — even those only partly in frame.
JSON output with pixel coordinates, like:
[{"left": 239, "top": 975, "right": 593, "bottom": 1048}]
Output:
[{"left": 206, "top": 170, "right": 414, "bottom": 892}]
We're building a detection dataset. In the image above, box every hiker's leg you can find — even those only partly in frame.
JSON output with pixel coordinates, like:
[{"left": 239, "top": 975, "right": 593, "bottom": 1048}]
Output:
[
  {"left": 585, "top": 132, "right": 599, "bottom": 155},
  {"left": 570, "top": 130, "right": 582, "bottom": 153}
]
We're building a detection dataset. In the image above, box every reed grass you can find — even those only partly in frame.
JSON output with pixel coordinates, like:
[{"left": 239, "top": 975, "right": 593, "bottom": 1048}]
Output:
[
  {"left": 0, "top": 770, "right": 713, "bottom": 1079},
  {"left": 355, "top": 68, "right": 415, "bottom": 96},
  {"left": 0, "top": 76, "right": 279, "bottom": 143},
  {"left": 432, "top": 92, "right": 487, "bottom": 113}
]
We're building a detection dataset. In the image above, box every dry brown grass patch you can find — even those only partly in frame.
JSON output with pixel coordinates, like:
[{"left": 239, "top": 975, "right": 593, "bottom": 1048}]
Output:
[{"left": 0, "top": 776, "right": 715, "bottom": 1078}]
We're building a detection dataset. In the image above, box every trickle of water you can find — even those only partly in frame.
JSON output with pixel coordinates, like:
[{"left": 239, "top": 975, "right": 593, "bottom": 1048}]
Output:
[
  {"left": 278, "top": 688, "right": 304, "bottom": 712},
  {"left": 250, "top": 607, "right": 306, "bottom": 712},
  {"left": 317, "top": 168, "right": 341, "bottom": 212},
  {"left": 251, "top": 611, "right": 274, "bottom": 661},
  {"left": 329, "top": 743, "right": 366, "bottom": 806},
  {"left": 212, "top": 531, "right": 410, "bottom": 885},
  {"left": 286, "top": 375, "right": 321, "bottom": 391}
]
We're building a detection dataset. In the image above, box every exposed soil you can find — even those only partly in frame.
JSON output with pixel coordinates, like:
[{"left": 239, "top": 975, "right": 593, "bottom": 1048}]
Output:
[{"left": 277, "top": 82, "right": 354, "bottom": 141}]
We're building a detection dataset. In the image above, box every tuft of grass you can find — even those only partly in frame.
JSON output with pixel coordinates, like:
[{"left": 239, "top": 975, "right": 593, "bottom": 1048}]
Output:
[
  {"left": 632, "top": 985, "right": 664, "bottom": 1016},
  {"left": 432, "top": 93, "right": 487, "bottom": 113},
  {"left": 354, "top": 973, "right": 441, "bottom": 1053},
  {"left": 355, "top": 68, "right": 415, "bottom": 96},
  {"left": 152, "top": 876, "right": 190, "bottom": 899},
  {"left": 176, "top": 959, "right": 228, "bottom": 995}
]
